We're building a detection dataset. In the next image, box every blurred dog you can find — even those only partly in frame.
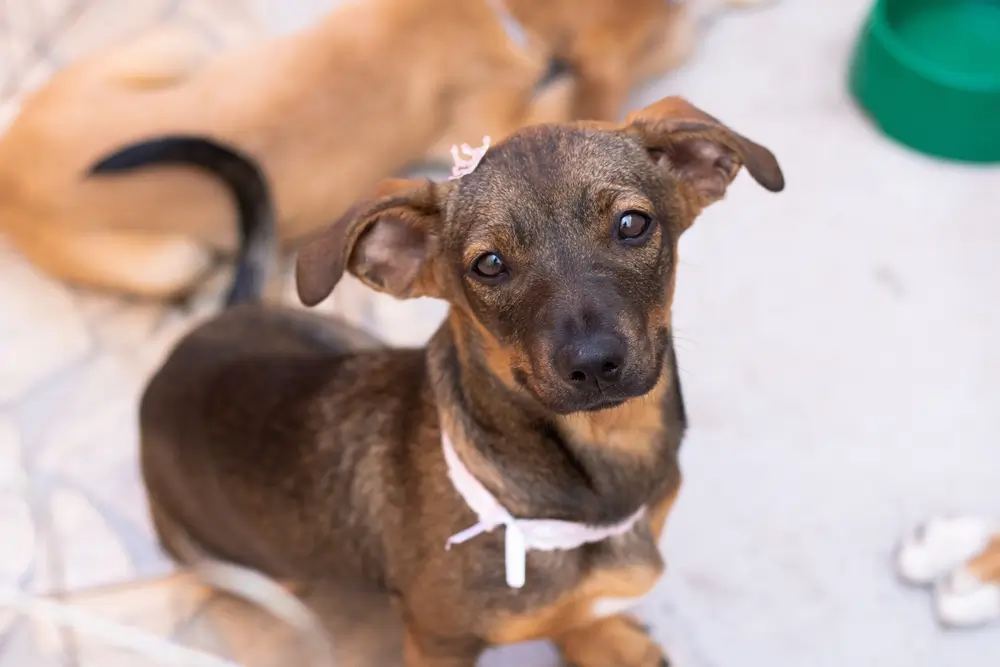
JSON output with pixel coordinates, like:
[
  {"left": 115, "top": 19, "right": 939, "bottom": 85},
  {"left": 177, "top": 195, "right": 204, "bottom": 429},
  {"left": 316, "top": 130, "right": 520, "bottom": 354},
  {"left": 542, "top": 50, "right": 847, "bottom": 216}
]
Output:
[
  {"left": 0, "top": 0, "right": 573, "bottom": 298},
  {"left": 503, "top": 0, "right": 762, "bottom": 122},
  {"left": 897, "top": 516, "right": 1000, "bottom": 627},
  {"left": 0, "top": 0, "right": 766, "bottom": 299},
  {"left": 122, "top": 93, "right": 783, "bottom": 667}
]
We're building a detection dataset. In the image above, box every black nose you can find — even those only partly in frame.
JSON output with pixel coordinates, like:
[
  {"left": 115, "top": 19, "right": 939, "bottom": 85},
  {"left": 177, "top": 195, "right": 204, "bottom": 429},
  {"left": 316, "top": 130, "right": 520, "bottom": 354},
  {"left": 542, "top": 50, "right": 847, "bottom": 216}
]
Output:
[{"left": 555, "top": 334, "right": 626, "bottom": 388}]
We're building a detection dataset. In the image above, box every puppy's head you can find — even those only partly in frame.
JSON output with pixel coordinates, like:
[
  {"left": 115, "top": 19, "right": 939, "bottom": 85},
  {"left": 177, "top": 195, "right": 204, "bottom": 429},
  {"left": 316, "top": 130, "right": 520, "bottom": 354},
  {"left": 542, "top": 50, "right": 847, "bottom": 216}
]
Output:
[{"left": 297, "top": 97, "right": 783, "bottom": 414}]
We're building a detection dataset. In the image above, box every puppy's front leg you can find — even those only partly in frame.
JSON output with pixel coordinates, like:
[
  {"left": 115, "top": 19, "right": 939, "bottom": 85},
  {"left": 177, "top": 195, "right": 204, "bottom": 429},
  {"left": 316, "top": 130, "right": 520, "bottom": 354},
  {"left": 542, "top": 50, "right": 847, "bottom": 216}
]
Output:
[
  {"left": 557, "top": 614, "right": 667, "bottom": 667},
  {"left": 402, "top": 624, "right": 484, "bottom": 667}
]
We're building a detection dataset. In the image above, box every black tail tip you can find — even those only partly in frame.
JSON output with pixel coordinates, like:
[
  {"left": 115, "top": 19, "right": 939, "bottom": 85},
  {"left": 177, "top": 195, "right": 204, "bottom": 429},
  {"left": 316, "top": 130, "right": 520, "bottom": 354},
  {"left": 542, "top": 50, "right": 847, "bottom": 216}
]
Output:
[
  {"left": 88, "top": 138, "right": 180, "bottom": 175},
  {"left": 224, "top": 264, "right": 268, "bottom": 308}
]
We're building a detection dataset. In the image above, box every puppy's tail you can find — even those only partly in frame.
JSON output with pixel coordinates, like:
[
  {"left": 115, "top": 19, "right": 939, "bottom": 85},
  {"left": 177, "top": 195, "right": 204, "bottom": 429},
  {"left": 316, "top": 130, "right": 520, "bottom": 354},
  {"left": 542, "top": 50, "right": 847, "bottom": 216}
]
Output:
[{"left": 89, "top": 137, "right": 275, "bottom": 307}]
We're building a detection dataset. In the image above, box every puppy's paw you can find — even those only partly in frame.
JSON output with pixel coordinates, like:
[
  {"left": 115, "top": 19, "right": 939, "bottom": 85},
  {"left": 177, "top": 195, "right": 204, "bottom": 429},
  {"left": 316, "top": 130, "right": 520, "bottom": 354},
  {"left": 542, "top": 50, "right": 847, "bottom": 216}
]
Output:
[
  {"left": 896, "top": 515, "right": 993, "bottom": 586},
  {"left": 935, "top": 568, "right": 1000, "bottom": 628},
  {"left": 559, "top": 615, "right": 667, "bottom": 667}
]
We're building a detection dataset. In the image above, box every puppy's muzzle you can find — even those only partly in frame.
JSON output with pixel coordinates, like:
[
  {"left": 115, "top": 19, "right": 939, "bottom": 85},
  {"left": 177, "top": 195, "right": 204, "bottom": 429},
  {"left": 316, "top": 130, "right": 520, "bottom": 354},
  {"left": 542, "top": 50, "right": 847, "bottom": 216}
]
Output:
[{"left": 554, "top": 332, "right": 626, "bottom": 390}]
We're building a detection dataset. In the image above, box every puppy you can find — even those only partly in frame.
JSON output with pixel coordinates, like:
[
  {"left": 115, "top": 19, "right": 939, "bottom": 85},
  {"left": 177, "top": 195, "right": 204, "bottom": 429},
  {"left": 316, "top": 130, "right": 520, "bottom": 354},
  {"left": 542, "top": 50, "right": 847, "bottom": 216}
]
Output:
[
  {"left": 122, "top": 94, "right": 783, "bottom": 666},
  {"left": 0, "top": 0, "right": 573, "bottom": 298}
]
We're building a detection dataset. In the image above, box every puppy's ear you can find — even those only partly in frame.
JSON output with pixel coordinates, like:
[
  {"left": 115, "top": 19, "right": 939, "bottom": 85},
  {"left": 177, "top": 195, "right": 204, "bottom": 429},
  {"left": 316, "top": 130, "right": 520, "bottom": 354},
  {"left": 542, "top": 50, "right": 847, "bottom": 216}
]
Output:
[
  {"left": 624, "top": 97, "right": 784, "bottom": 216},
  {"left": 295, "top": 179, "right": 442, "bottom": 306}
]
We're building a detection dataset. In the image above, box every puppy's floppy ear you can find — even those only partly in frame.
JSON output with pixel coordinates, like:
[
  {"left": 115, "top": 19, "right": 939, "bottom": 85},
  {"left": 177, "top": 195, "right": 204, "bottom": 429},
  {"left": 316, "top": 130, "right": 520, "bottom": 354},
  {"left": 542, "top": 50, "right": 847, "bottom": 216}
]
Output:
[
  {"left": 295, "top": 178, "right": 443, "bottom": 306},
  {"left": 623, "top": 96, "right": 784, "bottom": 215}
]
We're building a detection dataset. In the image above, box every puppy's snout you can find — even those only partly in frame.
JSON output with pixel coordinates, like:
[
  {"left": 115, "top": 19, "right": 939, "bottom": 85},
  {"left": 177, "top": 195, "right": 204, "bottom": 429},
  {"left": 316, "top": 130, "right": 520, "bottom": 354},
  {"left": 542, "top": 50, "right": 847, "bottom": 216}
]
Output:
[{"left": 555, "top": 333, "right": 625, "bottom": 389}]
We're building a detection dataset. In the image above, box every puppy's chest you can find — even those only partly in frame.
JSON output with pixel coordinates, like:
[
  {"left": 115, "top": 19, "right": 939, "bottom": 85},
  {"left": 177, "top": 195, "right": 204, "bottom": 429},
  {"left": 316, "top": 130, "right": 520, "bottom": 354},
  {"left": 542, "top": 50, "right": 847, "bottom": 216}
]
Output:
[
  {"left": 489, "top": 428, "right": 677, "bottom": 635},
  {"left": 473, "top": 413, "right": 681, "bottom": 640},
  {"left": 480, "top": 522, "right": 666, "bottom": 644}
]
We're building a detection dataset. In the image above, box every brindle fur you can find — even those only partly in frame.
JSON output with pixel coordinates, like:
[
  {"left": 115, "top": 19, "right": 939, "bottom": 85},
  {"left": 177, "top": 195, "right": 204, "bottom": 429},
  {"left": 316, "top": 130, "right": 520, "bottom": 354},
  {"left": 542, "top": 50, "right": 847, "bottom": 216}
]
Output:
[{"left": 140, "top": 96, "right": 783, "bottom": 667}]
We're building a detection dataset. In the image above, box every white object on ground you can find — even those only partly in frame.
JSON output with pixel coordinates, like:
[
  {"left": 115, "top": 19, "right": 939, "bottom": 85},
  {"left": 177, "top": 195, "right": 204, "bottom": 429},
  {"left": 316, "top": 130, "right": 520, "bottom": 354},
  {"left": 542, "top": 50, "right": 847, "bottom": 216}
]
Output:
[
  {"left": 934, "top": 568, "right": 1000, "bottom": 628},
  {"left": 896, "top": 515, "right": 994, "bottom": 585}
]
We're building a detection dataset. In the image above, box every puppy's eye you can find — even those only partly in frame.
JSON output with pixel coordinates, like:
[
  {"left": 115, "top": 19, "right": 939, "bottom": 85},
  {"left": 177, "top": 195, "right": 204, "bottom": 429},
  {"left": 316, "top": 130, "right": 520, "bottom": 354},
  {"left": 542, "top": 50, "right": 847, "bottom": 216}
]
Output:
[
  {"left": 470, "top": 252, "right": 508, "bottom": 282},
  {"left": 616, "top": 211, "right": 653, "bottom": 243}
]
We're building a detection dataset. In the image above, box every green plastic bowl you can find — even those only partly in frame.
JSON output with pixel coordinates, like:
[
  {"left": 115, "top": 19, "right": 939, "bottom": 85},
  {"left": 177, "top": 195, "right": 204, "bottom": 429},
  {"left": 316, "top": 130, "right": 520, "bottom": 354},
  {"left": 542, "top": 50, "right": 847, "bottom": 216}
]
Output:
[{"left": 849, "top": 0, "right": 1000, "bottom": 163}]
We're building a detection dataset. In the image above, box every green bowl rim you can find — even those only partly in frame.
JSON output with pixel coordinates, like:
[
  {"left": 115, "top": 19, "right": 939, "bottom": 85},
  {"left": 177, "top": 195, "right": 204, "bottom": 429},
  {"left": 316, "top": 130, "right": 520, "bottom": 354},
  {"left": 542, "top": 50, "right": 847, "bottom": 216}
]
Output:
[{"left": 870, "top": 0, "right": 1000, "bottom": 94}]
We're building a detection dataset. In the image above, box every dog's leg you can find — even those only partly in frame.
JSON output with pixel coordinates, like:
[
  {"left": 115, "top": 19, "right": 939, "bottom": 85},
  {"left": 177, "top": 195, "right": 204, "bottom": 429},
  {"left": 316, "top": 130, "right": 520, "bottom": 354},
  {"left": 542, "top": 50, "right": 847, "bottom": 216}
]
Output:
[
  {"left": 571, "top": 57, "right": 631, "bottom": 122},
  {"left": 401, "top": 624, "right": 483, "bottom": 667},
  {"left": 95, "top": 25, "right": 218, "bottom": 89},
  {"left": 557, "top": 614, "right": 667, "bottom": 667},
  {"left": 549, "top": 486, "right": 679, "bottom": 667},
  {"left": 633, "top": 8, "right": 699, "bottom": 86},
  {"left": 7, "top": 224, "right": 216, "bottom": 299},
  {"left": 424, "top": 71, "right": 572, "bottom": 165},
  {"left": 525, "top": 76, "right": 576, "bottom": 126}
]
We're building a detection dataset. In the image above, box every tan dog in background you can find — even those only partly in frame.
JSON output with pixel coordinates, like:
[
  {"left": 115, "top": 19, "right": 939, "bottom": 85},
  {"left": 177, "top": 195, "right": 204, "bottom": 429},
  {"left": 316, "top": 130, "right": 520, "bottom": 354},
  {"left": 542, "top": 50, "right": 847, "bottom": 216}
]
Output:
[
  {"left": 0, "top": 0, "right": 571, "bottom": 298},
  {"left": 0, "top": 0, "right": 765, "bottom": 299}
]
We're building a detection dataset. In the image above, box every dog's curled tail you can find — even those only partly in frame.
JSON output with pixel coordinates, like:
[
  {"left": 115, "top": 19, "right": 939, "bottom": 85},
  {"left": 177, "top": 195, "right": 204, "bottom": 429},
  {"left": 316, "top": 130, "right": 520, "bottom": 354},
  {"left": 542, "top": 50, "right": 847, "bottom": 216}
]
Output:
[{"left": 89, "top": 136, "right": 275, "bottom": 307}]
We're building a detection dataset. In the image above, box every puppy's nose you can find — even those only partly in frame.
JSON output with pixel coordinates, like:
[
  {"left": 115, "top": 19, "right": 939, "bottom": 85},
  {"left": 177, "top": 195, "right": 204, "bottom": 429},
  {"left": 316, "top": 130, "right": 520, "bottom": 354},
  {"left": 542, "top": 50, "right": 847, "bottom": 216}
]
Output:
[{"left": 555, "top": 334, "right": 625, "bottom": 388}]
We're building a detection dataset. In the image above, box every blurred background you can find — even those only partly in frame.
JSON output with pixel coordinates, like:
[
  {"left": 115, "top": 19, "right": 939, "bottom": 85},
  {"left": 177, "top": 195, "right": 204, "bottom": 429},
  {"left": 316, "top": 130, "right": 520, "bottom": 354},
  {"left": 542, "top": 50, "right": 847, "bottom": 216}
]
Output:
[{"left": 0, "top": 0, "right": 998, "bottom": 666}]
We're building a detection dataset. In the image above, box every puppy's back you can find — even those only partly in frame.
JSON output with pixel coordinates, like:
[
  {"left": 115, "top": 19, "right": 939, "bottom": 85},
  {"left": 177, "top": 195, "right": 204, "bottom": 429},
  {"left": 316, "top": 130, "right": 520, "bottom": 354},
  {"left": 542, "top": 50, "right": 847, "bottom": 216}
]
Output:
[{"left": 140, "top": 303, "right": 388, "bottom": 576}]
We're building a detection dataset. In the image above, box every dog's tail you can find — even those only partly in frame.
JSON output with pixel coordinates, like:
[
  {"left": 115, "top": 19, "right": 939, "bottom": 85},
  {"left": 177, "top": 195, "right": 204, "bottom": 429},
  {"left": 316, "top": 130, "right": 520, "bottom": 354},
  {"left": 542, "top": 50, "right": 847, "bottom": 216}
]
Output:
[{"left": 89, "top": 136, "right": 275, "bottom": 307}]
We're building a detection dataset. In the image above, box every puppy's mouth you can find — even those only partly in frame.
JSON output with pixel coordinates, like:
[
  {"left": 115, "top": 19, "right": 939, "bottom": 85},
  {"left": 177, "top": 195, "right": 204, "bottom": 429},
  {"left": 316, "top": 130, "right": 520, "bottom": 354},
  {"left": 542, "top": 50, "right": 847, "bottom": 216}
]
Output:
[
  {"left": 515, "top": 367, "right": 660, "bottom": 415},
  {"left": 578, "top": 395, "right": 628, "bottom": 413},
  {"left": 566, "top": 371, "right": 662, "bottom": 414}
]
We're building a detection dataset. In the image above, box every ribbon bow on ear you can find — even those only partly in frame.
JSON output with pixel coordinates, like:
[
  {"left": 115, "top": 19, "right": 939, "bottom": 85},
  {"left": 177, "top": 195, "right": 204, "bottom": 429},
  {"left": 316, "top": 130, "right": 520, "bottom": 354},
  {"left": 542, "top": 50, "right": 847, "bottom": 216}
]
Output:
[{"left": 449, "top": 136, "right": 491, "bottom": 180}]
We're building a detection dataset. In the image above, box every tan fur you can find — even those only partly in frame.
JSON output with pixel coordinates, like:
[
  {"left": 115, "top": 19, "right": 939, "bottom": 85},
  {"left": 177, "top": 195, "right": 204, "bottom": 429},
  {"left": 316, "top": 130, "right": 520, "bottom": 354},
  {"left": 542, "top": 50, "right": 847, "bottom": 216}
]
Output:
[
  {"left": 487, "top": 566, "right": 662, "bottom": 644},
  {"left": 558, "top": 375, "right": 668, "bottom": 456},
  {"left": 558, "top": 616, "right": 664, "bottom": 667},
  {"left": 451, "top": 308, "right": 526, "bottom": 392},
  {"left": 507, "top": 0, "right": 697, "bottom": 121},
  {"left": 0, "top": 0, "right": 572, "bottom": 297},
  {"left": 968, "top": 536, "right": 1000, "bottom": 584},
  {"left": 483, "top": 486, "right": 681, "bottom": 652},
  {"left": 0, "top": 0, "right": 771, "bottom": 299}
]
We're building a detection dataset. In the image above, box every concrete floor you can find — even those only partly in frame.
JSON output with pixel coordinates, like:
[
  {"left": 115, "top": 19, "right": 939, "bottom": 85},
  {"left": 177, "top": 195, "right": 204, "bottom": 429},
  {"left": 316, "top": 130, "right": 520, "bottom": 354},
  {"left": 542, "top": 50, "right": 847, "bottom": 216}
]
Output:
[
  {"left": 1, "top": 0, "right": 999, "bottom": 665},
  {"left": 633, "top": 2, "right": 1000, "bottom": 665}
]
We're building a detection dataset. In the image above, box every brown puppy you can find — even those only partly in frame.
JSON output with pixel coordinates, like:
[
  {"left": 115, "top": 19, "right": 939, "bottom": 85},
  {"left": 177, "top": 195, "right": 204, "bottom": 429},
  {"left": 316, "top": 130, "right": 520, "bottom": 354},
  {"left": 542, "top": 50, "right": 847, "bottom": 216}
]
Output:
[
  {"left": 136, "top": 95, "right": 784, "bottom": 666},
  {"left": 0, "top": 0, "right": 573, "bottom": 298}
]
